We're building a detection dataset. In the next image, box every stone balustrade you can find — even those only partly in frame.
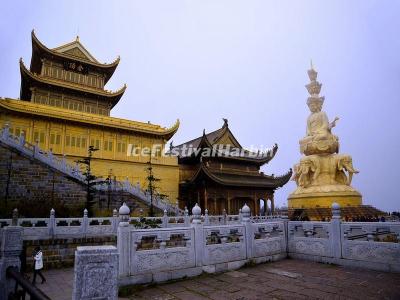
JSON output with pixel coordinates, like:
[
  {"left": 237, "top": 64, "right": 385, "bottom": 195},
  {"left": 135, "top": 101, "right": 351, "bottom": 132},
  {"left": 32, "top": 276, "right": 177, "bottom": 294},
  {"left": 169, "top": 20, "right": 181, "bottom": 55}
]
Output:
[
  {"left": 0, "top": 208, "right": 119, "bottom": 240},
  {"left": 0, "top": 207, "right": 285, "bottom": 240},
  {"left": 287, "top": 204, "right": 400, "bottom": 272},
  {"left": 118, "top": 203, "right": 288, "bottom": 286}
]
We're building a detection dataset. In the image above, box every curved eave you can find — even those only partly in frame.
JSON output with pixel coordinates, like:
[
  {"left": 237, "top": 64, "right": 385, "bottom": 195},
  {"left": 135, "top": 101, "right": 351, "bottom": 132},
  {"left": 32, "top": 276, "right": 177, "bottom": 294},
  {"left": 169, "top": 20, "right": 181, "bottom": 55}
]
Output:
[
  {"left": 186, "top": 163, "right": 292, "bottom": 189},
  {"left": 0, "top": 98, "right": 178, "bottom": 139},
  {"left": 31, "top": 30, "right": 119, "bottom": 83},
  {"left": 177, "top": 142, "right": 278, "bottom": 165},
  {"left": 20, "top": 60, "right": 125, "bottom": 107}
]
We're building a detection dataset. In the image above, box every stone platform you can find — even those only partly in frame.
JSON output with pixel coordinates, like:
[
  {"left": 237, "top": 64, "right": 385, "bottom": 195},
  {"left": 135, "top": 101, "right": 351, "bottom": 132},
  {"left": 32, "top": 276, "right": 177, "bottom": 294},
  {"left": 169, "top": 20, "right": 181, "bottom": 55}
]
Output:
[{"left": 34, "top": 259, "right": 400, "bottom": 300}]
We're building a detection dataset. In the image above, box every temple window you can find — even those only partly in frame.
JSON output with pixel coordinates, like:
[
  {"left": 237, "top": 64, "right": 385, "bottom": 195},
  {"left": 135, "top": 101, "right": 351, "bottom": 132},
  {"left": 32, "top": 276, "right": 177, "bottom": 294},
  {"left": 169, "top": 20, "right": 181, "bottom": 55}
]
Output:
[
  {"left": 117, "top": 141, "right": 126, "bottom": 153},
  {"left": 104, "top": 140, "right": 113, "bottom": 152},
  {"left": 33, "top": 130, "right": 46, "bottom": 148},
  {"left": 90, "top": 138, "right": 101, "bottom": 150}
]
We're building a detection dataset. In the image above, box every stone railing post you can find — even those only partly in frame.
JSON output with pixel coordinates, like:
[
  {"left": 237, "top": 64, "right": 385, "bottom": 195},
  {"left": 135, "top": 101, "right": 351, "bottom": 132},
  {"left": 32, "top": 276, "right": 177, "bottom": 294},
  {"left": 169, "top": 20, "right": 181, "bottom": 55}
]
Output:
[
  {"left": 0, "top": 208, "right": 23, "bottom": 300},
  {"left": 222, "top": 209, "right": 227, "bottom": 225},
  {"left": 331, "top": 203, "right": 342, "bottom": 260},
  {"left": 72, "top": 245, "right": 119, "bottom": 300},
  {"left": 18, "top": 132, "right": 25, "bottom": 147},
  {"left": 184, "top": 206, "right": 189, "bottom": 227},
  {"left": 1, "top": 123, "right": 10, "bottom": 140},
  {"left": 49, "top": 208, "right": 56, "bottom": 237},
  {"left": 191, "top": 203, "right": 204, "bottom": 267},
  {"left": 204, "top": 209, "right": 210, "bottom": 225},
  {"left": 241, "top": 204, "right": 253, "bottom": 259},
  {"left": 117, "top": 203, "right": 131, "bottom": 277},
  {"left": 162, "top": 209, "right": 168, "bottom": 228},
  {"left": 11, "top": 208, "right": 18, "bottom": 226},
  {"left": 33, "top": 141, "right": 40, "bottom": 158},
  {"left": 111, "top": 208, "right": 118, "bottom": 234},
  {"left": 82, "top": 209, "right": 89, "bottom": 236},
  {"left": 280, "top": 215, "right": 289, "bottom": 253},
  {"left": 239, "top": 208, "right": 243, "bottom": 222}
]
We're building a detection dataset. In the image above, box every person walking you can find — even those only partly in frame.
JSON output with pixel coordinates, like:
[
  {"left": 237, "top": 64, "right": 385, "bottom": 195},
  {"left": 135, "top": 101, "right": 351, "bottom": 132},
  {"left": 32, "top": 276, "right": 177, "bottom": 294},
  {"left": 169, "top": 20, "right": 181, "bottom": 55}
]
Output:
[{"left": 32, "top": 246, "right": 46, "bottom": 284}]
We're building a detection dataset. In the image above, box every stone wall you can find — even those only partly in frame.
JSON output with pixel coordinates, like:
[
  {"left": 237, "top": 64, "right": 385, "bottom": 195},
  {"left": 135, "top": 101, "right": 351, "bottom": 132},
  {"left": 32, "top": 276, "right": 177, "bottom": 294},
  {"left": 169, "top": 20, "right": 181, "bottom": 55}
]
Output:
[
  {"left": 0, "top": 141, "right": 160, "bottom": 217},
  {"left": 0, "top": 141, "right": 87, "bottom": 215},
  {"left": 22, "top": 236, "right": 116, "bottom": 271}
]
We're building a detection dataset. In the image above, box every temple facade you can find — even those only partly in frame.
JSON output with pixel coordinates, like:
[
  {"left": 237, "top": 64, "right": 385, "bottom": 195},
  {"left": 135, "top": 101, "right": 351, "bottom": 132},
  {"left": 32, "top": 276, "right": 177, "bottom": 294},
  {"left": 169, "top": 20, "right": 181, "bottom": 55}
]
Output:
[
  {"left": 0, "top": 31, "right": 180, "bottom": 203},
  {"left": 172, "top": 120, "right": 292, "bottom": 215}
]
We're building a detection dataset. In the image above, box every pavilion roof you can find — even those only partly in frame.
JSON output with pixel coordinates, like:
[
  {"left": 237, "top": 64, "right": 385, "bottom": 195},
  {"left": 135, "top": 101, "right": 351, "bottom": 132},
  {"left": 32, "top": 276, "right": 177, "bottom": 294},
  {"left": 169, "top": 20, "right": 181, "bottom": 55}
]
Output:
[
  {"left": 171, "top": 119, "right": 278, "bottom": 165},
  {"left": 30, "top": 30, "right": 120, "bottom": 83},
  {"left": 183, "top": 162, "right": 292, "bottom": 189},
  {"left": 19, "top": 59, "right": 126, "bottom": 108}
]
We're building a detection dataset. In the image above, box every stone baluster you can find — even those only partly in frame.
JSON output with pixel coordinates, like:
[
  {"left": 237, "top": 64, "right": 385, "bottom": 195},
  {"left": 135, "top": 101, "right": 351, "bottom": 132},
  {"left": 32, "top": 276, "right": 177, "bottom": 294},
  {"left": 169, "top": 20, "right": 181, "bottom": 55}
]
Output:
[
  {"left": 0, "top": 207, "right": 23, "bottom": 300},
  {"left": 34, "top": 140, "right": 40, "bottom": 157},
  {"left": 280, "top": 215, "right": 289, "bottom": 253},
  {"left": 241, "top": 203, "right": 253, "bottom": 259},
  {"left": 162, "top": 209, "right": 168, "bottom": 228},
  {"left": 204, "top": 209, "right": 210, "bottom": 226},
  {"left": 223, "top": 209, "right": 227, "bottom": 225},
  {"left": 48, "top": 148, "right": 54, "bottom": 165},
  {"left": 112, "top": 208, "right": 118, "bottom": 234},
  {"left": 331, "top": 203, "right": 342, "bottom": 259},
  {"left": 82, "top": 209, "right": 89, "bottom": 236},
  {"left": 18, "top": 132, "right": 25, "bottom": 148},
  {"left": 239, "top": 208, "right": 243, "bottom": 222},
  {"left": 49, "top": 208, "right": 56, "bottom": 237},
  {"left": 184, "top": 206, "right": 189, "bottom": 227},
  {"left": 11, "top": 208, "right": 18, "bottom": 226},
  {"left": 1, "top": 123, "right": 10, "bottom": 140},
  {"left": 191, "top": 203, "right": 203, "bottom": 267},
  {"left": 117, "top": 203, "right": 131, "bottom": 277},
  {"left": 61, "top": 154, "right": 67, "bottom": 171}
]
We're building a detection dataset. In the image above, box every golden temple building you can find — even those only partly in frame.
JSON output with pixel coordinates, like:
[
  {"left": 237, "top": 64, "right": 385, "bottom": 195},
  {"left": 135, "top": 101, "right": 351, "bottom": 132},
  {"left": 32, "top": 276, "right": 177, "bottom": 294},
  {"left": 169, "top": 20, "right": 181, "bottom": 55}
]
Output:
[
  {"left": 0, "top": 31, "right": 180, "bottom": 203},
  {"left": 172, "top": 119, "right": 292, "bottom": 215}
]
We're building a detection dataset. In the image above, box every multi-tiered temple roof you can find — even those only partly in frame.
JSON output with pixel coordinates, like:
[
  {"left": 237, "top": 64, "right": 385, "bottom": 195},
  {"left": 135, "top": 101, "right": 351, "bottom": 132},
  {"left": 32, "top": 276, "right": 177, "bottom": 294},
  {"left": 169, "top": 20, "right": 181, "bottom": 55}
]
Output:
[
  {"left": 1, "top": 31, "right": 179, "bottom": 139},
  {"left": 174, "top": 119, "right": 291, "bottom": 194}
]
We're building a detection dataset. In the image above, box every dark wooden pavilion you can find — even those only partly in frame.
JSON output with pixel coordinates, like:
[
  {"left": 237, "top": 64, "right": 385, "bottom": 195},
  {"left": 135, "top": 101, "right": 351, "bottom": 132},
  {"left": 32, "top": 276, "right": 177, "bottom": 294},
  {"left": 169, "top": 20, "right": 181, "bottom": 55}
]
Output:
[{"left": 171, "top": 119, "right": 292, "bottom": 215}]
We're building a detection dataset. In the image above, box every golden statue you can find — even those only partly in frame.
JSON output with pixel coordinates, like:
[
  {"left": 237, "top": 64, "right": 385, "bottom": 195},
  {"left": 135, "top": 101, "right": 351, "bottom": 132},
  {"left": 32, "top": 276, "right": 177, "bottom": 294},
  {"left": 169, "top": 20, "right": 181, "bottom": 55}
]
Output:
[{"left": 288, "top": 64, "right": 362, "bottom": 210}]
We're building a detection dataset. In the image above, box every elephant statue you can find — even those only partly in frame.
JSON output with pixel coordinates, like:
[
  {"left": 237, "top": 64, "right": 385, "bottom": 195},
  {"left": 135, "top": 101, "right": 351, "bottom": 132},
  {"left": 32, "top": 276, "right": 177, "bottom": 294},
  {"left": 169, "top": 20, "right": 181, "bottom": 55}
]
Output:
[
  {"left": 335, "top": 154, "right": 359, "bottom": 185},
  {"left": 292, "top": 155, "right": 321, "bottom": 187}
]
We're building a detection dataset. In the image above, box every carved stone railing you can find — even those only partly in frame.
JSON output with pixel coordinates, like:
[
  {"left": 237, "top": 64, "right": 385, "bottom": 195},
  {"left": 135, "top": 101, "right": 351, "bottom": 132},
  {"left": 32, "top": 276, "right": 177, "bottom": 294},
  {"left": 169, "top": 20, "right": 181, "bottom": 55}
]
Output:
[
  {"left": 117, "top": 203, "right": 288, "bottom": 286},
  {"left": 287, "top": 204, "right": 400, "bottom": 272},
  {"left": 94, "top": 177, "right": 183, "bottom": 215},
  {"left": 0, "top": 208, "right": 119, "bottom": 240},
  {"left": 341, "top": 222, "right": 400, "bottom": 267}
]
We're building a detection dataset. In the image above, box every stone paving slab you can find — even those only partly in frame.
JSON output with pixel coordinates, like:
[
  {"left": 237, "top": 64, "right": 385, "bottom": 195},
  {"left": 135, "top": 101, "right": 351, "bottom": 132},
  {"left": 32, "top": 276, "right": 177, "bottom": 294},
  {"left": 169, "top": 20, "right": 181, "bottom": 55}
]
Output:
[{"left": 32, "top": 259, "right": 400, "bottom": 299}]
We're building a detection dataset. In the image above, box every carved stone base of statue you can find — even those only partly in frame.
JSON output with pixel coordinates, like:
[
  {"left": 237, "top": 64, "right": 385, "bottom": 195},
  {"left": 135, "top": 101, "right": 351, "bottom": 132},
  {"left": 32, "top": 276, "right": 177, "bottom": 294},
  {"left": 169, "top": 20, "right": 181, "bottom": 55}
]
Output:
[
  {"left": 299, "top": 135, "right": 339, "bottom": 156},
  {"left": 288, "top": 153, "right": 362, "bottom": 209}
]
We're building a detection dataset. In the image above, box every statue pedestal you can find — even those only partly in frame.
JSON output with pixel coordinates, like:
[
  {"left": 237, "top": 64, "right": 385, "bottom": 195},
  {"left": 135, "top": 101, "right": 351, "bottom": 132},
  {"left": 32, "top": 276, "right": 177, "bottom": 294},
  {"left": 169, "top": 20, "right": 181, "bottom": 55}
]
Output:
[
  {"left": 289, "top": 153, "right": 362, "bottom": 209},
  {"left": 288, "top": 190, "right": 362, "bottom": 209}
]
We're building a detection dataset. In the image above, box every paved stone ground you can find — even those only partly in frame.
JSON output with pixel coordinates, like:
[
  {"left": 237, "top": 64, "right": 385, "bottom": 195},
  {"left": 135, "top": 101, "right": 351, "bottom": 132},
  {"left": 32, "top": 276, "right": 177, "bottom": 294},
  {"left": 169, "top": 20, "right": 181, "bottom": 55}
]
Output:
[{"left": 33, "top": 259, "right": 400, "bottom": 300}]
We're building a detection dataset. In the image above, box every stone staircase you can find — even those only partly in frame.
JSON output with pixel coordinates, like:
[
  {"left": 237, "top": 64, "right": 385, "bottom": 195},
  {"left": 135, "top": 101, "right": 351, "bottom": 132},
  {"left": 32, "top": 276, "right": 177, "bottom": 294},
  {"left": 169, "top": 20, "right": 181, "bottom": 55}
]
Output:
[{"left": 0, "top": 124, "right": 183, "bottom": 215}]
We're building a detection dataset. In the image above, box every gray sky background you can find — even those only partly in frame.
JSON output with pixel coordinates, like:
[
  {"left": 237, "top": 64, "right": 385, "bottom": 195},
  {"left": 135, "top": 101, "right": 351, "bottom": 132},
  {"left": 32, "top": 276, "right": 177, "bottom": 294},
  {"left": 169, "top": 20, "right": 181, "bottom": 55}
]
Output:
[{"left": 1, "top": 1, "right": 399, "bottom": 211}]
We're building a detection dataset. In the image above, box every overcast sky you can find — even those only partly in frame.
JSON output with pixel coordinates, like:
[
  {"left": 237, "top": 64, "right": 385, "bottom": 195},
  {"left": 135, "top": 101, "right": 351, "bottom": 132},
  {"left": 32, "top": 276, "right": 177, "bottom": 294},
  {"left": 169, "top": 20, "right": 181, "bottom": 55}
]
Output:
[{"left": 1, "top": 1, "right": 399, "bottom": 211}]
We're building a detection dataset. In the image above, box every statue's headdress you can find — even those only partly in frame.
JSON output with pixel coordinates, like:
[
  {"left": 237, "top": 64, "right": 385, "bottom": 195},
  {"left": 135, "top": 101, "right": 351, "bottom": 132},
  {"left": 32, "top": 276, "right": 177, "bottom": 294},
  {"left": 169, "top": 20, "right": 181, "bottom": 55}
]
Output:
[{"left": 306, "top": 61, "right": 324, "bottom": 106}]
